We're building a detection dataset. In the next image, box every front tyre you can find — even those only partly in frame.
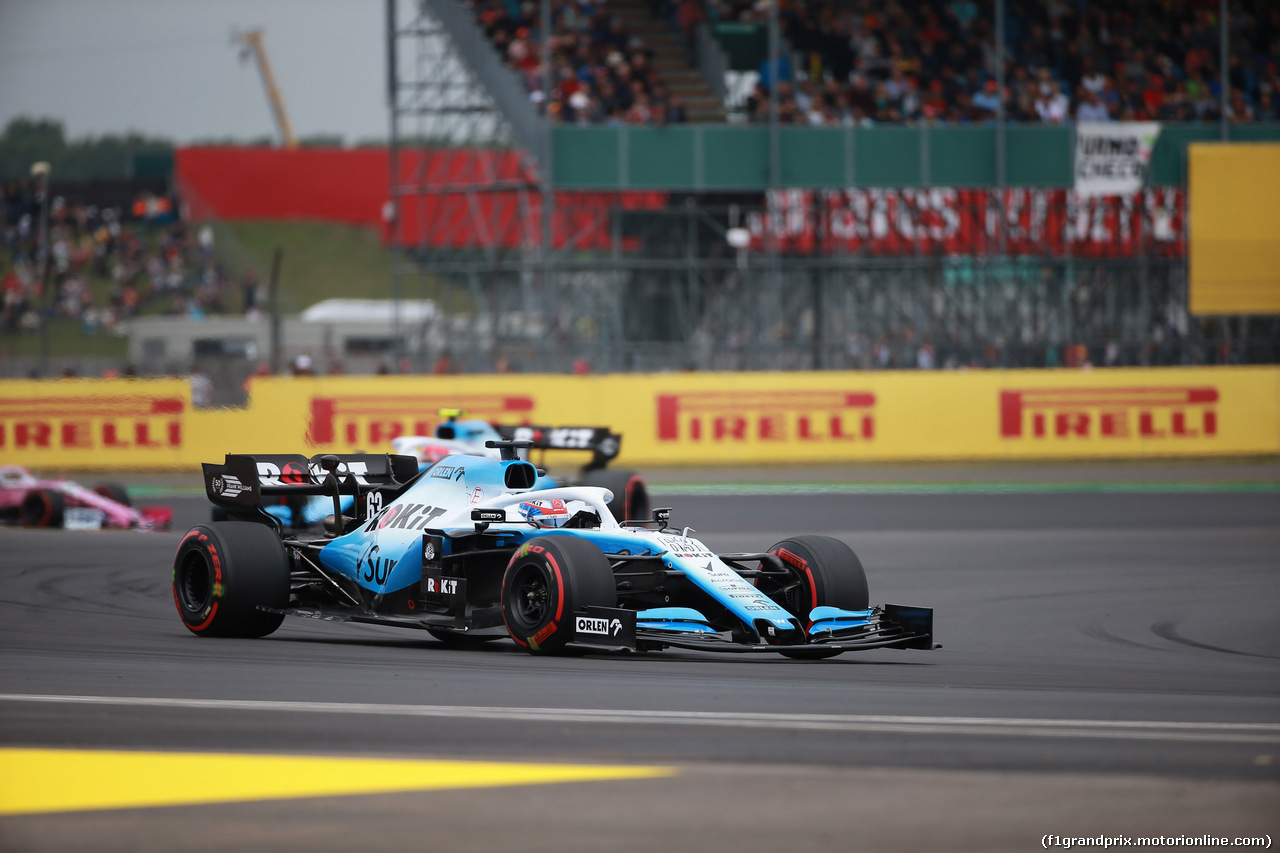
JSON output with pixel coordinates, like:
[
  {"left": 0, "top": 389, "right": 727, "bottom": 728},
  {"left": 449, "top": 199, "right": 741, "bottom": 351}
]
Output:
[
  {"left": 766, "top": 534, "right": 869, "bottom": 660},
  {"left": 501, "top": 536, "right": 616, "bottom": 654},
  {"left": 173, "top": 522, "right": 289, "bottom": 638},
  {"left": 23, "top": 489, "right": 66, "bottom": 528}
]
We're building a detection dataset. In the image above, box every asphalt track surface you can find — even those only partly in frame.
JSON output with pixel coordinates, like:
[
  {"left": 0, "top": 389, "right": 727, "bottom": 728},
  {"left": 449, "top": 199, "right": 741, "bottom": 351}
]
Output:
[{"left": 2, "top": 483, "right": 1278, "bottom": 851}]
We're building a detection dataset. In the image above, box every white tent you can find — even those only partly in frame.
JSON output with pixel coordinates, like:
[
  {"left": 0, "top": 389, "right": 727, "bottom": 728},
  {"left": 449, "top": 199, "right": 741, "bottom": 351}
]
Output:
[{"left": 300, "top": 299, "right": 436, "bottom": 325}]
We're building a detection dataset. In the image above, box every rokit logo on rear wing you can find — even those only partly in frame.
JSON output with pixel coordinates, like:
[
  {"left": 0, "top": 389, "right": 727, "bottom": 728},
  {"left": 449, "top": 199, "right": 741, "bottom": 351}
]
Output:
[
  {"left": 507, "top": 426, "right": 598, "bottom": 449},
  {"left": 204, "top": 454, "right": 414, "bottom": 507},
  {"left": 254, "top": 459, "right": 373, "bottom": 486}
]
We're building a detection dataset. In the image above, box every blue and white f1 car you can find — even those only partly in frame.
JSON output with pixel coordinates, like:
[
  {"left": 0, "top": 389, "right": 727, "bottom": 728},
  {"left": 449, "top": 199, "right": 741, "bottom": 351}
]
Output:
[
  {"left": 259, "top": 411, "right": 648, "bottom": 529},
  {"left": 175, "top": 442, "right": 935, "bottom": 657}
]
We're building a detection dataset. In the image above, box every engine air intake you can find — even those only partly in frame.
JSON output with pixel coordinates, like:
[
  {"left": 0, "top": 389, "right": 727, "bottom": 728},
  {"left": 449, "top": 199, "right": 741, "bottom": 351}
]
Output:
[{"left": 504, "top": 461, "right": 537, "bottom": 490}]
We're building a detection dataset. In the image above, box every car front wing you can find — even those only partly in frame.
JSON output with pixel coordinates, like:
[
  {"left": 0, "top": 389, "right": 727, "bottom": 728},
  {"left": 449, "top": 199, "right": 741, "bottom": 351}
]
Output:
[{"left": 572, "top": 604, "right": 936, "bottom": 655}]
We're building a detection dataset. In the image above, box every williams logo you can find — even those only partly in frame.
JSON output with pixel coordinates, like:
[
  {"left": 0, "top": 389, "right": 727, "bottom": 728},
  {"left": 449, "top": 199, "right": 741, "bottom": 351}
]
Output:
[
  {"left": 656, "top": 391, "right": 875, "bottom": 443},
  {"left": 1000, "top": 387, "right": 1219, "bottom": 440},
  {"left": 213, "top": 474, "right": 250, "bottom": 498}
]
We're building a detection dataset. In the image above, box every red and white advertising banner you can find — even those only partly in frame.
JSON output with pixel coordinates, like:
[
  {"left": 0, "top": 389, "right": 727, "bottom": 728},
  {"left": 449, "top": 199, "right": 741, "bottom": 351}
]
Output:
[{"left": 747, "top": 187, "right": 1185, "bottom": 258}]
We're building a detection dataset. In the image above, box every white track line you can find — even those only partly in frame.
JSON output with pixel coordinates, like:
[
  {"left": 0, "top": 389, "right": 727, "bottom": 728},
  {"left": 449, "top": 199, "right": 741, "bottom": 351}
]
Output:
[{"left": 2, "top": 694, "right": 1278, "bottom": 744}]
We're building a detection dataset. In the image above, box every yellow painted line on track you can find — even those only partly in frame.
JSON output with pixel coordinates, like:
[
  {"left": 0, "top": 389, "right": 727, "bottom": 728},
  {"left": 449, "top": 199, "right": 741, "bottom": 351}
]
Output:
[{"left": 0, "top": 748, "right": 675, "bottom": 816}]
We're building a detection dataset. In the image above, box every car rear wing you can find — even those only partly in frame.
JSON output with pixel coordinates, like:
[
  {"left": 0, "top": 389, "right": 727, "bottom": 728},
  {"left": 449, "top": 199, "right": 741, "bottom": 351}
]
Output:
[
  {"left": 492, "top": 425, "right": 620, "bottom": 469},
  {"left": 203, "top": 453, "right": 419, "bottom": 523}
]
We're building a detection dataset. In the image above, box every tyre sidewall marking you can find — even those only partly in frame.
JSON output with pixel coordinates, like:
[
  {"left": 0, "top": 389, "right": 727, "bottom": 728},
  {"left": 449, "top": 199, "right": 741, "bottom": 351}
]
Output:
[
  {"left": 174, "top": 531, "right": 223, "bottom": 631},
  {"left": 502, "top": 543, "right": 565, "bottom": 648}
]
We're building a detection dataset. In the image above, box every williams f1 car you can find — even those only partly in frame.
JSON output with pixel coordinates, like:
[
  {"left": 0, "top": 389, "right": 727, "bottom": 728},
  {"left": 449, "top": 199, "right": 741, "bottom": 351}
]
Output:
[
  {"left": 0, "top": 465, "right": 172, "bottom": 531},
  {"left": 263, "top": 409, "right": 648, "bottom": 529},
  {"left": 175, "top": 443, "right": 934, "bottom": 657},
  {"left": 394, "top": 409, "right": 648, "bottom": 522}
]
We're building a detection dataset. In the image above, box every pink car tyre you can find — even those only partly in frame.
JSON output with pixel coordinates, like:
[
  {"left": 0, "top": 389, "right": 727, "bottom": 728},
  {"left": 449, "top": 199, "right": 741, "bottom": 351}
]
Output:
[
  {"left": 22, "top": 489, "right": 65, "bottom": 528},
  {"left": 93, "top": 482, "right": 132, "bottom": 507}
]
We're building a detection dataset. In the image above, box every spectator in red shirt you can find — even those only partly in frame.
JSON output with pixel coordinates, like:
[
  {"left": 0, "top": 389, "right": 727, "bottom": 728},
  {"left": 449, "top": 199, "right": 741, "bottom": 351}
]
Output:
[{"left": 1141, "top": 73, "right": 1165, "bottom": 114}]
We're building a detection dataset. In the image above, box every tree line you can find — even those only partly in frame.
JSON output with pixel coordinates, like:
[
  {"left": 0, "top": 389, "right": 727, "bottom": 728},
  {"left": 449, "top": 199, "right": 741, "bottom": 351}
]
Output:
[
  {"left": 0, "top": 118, "right": 174, "bottom": 181},
  {"left": 0, "top": 118, "right": 401, "bottom": 181}
]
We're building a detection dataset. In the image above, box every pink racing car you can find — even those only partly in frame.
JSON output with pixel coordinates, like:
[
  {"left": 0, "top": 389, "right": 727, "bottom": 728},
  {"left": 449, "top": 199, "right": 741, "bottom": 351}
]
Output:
[{"left": 0, "top": 465, "right": 173, "bottom": 531}]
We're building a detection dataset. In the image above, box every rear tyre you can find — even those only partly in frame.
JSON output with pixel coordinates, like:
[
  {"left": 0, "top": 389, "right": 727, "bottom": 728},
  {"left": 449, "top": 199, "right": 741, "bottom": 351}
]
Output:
[
  {"left": 501, "top": 536, "right": 616, "bottom": 654},
  {"left": 22, "top": 489, "right": 66, "bottom": 528},
  {"left": 765, "top": 535, "right": 869, "bottom": 660},
  {"left": 172, "top": 522, "right": 289, "bottom": 638},
  {"left": 579, "top": 469, "right": 649, "bottom": 522},
  {"left": 93, "top": 481, "right": 131, "bottom": 507}
]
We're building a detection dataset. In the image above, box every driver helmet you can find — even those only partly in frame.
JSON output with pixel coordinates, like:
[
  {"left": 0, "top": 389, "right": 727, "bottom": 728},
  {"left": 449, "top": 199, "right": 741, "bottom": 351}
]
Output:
[{"left": 518, "top": 498, "right": 581, "bottom": 528}]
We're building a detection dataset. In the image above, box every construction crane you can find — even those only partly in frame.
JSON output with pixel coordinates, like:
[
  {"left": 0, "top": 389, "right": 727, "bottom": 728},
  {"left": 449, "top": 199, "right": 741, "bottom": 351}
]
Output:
[{"left": 234, "top": 29, "right": 298, "bottom": 148}]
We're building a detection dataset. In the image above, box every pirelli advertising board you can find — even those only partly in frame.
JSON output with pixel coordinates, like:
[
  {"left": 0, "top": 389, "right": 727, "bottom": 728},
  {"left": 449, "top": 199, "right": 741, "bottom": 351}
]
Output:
[{"left": 0, "top": 367, "right": 1275, "bottom": 470}]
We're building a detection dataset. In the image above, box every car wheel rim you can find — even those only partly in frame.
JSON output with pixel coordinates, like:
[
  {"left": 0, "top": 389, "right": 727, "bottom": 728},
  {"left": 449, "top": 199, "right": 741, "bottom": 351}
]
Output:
[
  {"left": 783, "top": 580, "right": 809, "bottom": 615},
  {"left": 23, "top": 494, "right": 49, "bottom": 526},
  {"left": 177, "top": 550, "right": 213, "bottom": 614},
  {"left": 510, "top": 563, "right": 551, "bottom": 629}
]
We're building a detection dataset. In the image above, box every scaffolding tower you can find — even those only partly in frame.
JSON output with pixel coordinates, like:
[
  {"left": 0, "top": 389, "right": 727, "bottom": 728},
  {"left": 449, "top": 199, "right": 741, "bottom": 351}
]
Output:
[{"left": 386, "top": 0, "right": 546, "bottom": 370}]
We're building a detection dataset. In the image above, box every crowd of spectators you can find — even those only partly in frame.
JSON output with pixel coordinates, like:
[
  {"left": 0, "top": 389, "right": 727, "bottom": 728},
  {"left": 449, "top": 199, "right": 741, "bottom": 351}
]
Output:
[
  {"left": 1, "top": 179, "right": 261, "bottom": 339},
  {"left": 726, "top": 0, "right": 1280, "bottom": 125},
  {"left": 470, "top": 0, "right": 689, "bottom": 124},
  {"left": 836, "top": 328, "right": 1261, "bottom": 371},
  {"left": 476, "top": 0, "right": 1280, "bottom": 126}
]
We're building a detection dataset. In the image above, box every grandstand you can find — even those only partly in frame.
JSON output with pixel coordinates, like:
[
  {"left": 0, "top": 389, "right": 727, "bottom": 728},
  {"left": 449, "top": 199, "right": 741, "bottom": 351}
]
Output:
[
  {"left": 379, "top": 0, "right": 1279, "bottom": 375},
  {"left": 3, "top": 0, "right": 1278, "bottom": 386},
  {"left": 466, "top": 0, "right": 1280, "bottom": 125}
]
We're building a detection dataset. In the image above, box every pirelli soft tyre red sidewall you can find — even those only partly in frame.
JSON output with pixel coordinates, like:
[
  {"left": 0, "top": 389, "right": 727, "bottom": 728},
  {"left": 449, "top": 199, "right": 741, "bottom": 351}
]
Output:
[
  {"left": 22, "top": 489, "right": 65, "bottom": 528},
  {"left": 172, "top": 522, "right": 290, "bottom": 638},
  {"left": 767, "top": 535, "right": 869, "bottom": 660},
  {"left": 501, "top": 536, "right": 616, "bottom": 654},
  {"left": 578, "top": 469, "right": 649, "bottom": 522}
]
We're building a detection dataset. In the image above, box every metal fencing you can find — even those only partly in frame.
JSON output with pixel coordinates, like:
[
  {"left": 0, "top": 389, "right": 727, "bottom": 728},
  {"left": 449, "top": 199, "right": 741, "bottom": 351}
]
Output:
[
  {"left": 392, "top": 255, "right": 1278, "bottom": 375},
  {"left": 389, "top": 194, "right": 1278, "bottom": 376}
]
